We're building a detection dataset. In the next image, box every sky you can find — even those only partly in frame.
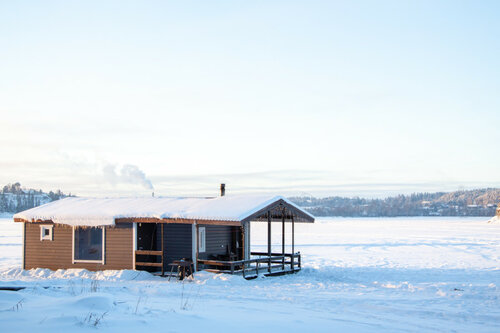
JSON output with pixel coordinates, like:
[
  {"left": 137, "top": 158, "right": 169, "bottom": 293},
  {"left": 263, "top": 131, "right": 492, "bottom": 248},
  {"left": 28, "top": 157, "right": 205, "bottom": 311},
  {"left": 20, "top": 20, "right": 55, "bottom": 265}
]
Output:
[{"left": 1, "top": 0, "right": 499, "bottom": 198}]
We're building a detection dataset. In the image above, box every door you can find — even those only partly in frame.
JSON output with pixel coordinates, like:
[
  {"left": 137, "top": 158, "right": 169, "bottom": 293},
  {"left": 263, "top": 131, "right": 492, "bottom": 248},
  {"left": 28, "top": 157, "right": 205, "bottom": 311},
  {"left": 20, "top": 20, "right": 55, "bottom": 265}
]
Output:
[
  {"left": 137, "top": 223, "right": 157, "bottom": 251},
  {"left": 136, "top": 223, "right": 160, "bottom": 272}
]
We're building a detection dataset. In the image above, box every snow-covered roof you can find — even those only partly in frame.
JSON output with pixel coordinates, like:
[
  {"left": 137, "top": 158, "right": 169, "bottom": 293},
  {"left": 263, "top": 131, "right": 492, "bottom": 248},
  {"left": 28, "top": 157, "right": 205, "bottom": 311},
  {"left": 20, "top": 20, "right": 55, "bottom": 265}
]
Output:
[{"left": 13, "top": 195, "right": 315, "bottom": 227}]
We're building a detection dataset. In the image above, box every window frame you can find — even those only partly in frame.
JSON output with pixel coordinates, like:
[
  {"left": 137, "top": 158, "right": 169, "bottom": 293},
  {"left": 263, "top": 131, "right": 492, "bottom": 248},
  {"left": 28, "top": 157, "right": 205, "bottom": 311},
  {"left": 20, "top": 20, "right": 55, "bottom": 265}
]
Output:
[
  {"left": 72, "top": 226, "right": 105, "bottom": 264},
  {"left": 40, "top": 225, "right": 53, "bottom": 241},
  {"left": 198, "top": 226, "right": 206, "bottom": 253}
]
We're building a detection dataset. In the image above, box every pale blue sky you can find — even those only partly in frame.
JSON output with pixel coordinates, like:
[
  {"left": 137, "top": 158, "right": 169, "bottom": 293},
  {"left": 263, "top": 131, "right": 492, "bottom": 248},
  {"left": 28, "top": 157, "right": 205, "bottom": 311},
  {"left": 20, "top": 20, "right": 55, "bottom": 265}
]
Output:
[{"left": 1, "top": 1, "right": 499, "bottom": 197}]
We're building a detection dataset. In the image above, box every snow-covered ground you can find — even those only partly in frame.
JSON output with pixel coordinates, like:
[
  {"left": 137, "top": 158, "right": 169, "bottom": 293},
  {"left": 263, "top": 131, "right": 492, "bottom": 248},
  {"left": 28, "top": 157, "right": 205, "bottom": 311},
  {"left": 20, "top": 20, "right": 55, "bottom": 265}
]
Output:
[{"left": 0, "top": 216, "right": 499, "bottom": 332}]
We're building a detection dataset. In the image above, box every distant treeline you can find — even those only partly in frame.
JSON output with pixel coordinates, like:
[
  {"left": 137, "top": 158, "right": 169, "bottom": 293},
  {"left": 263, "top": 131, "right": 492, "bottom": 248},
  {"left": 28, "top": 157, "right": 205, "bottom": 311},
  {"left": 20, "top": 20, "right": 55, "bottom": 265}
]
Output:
[
  {"left": 290, "top": 188, "right": 500, "bottom": 217},
  {"left": 2, "top": 182, "right": 499, "bottom": 217},
  {"left": 0, "top": 182, "right": 72, "bottom": 213}
]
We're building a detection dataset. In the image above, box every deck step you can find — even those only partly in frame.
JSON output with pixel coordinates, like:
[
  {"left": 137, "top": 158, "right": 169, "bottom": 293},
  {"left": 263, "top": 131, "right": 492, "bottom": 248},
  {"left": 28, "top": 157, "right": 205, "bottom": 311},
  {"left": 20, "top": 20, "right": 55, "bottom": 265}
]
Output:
[{"left": 263, "top": 268, "right": 301, "bottom": 277}]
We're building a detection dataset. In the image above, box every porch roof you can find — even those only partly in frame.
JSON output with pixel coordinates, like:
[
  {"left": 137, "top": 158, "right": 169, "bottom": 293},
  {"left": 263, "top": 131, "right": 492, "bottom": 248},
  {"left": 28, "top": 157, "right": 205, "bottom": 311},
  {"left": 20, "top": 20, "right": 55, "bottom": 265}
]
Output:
[{"left": 13, "top": 195, "right": 315, "bottom": 227}]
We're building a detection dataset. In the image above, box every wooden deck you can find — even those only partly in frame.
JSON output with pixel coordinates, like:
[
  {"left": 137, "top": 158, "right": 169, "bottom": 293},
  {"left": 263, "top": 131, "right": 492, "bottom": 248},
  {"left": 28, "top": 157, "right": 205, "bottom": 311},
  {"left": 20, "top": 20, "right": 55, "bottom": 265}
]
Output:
[{"left": 197, "top": 252, "right": 301, "bottom": 279}]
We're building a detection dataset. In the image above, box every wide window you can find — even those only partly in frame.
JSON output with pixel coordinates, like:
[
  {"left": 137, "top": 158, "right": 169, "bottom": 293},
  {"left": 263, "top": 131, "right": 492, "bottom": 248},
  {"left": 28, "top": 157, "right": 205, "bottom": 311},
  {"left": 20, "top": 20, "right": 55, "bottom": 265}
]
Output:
[{"left": 73, "top": 227, "right": 104, "bottom": 263}]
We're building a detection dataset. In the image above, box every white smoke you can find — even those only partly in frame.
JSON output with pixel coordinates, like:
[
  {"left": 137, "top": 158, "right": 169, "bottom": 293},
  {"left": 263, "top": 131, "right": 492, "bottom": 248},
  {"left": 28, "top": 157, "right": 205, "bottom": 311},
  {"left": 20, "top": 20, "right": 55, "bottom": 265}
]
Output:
[{"left": 102, "top": 164, "right": 154, "bottom": 190}]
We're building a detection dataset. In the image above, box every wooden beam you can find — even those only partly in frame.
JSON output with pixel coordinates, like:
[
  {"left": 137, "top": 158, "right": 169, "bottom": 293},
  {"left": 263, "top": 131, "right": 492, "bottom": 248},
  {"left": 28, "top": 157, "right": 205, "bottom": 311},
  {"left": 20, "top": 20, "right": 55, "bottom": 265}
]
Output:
[
  {"left": 116, "top": 217, "right": 161, "bottom": 223},
  {"left": 115, "top": 217, "right": 241, "bottom": 226},
  {"left": 191, "top": 219, "right": 241, "bottom": 226},
  {"left": 135, "top": 262, "right": 163, "bottom": 267},
  {"left": 197, "top": 259, "right": 232, "bottom": 267},
  {"left": 135, "top": 250, "right": 162, "bottom": 256}
]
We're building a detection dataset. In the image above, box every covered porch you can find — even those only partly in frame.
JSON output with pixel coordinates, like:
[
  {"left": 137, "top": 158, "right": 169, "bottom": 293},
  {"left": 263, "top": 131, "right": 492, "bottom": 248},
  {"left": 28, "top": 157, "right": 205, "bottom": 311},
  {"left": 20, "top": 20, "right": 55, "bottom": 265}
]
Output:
[{"left": 196, "top": 198, "right": 314, "bottom": 279}]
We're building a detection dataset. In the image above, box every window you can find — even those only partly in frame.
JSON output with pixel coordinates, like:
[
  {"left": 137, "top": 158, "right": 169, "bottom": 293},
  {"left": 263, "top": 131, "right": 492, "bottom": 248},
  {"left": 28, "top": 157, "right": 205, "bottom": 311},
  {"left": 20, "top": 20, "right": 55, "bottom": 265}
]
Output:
[
  {"left": 40, "top": 225, "right": 53, "bottom": 241},
  {"left": 73, "top": 227, "right": 104, "bottom": 263},
  {"left": 198, "top": 227, "right": 206, "bottom": 253}
]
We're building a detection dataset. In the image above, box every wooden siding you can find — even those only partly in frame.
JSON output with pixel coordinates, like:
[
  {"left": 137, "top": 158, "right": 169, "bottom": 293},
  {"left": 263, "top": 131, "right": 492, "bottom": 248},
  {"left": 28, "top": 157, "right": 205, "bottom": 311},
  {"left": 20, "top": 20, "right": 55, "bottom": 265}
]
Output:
[
  {"left": 198, "top": 225, "right": 242, "bottom": 260},
  {"left": 24, "top": 223, "right": 133, "bottom": 271}
]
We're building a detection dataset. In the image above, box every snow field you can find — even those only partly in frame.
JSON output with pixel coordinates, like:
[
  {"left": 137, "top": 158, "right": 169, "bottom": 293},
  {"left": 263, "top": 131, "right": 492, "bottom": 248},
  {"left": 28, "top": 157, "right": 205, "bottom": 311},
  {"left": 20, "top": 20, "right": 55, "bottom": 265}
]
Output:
[{"left": 0, "top": 217, "right": 499, "bottom": 332}]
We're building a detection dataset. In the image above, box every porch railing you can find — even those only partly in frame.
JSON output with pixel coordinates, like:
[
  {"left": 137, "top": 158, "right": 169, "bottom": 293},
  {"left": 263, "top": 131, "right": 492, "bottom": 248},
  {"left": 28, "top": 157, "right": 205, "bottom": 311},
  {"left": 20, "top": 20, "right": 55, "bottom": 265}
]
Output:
[
  {"left": 197, "top": 252, "right": 301, "bottom": 279},
  {"left": 135, "top": 250, "right": 164, "bottom": 276}
]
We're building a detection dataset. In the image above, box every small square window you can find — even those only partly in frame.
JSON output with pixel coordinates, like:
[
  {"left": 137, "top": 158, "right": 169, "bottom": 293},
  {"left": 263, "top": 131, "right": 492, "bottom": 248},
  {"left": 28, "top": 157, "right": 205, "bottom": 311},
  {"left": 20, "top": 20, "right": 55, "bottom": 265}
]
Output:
[{"left": 40, "top": 225, "right": 53, "bottom": 241}]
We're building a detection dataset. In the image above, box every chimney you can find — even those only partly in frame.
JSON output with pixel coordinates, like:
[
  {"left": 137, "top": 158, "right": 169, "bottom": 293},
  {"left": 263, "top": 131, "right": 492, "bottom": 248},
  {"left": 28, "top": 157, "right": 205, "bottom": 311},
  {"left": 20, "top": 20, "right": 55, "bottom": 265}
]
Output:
[{"left": 220, "top": 183, "right": 225, "bottom": 197}]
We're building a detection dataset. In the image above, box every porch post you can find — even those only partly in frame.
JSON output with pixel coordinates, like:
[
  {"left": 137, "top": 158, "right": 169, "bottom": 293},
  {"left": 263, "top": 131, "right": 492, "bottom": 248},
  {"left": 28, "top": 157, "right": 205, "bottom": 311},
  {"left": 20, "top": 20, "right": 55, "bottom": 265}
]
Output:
[
  {"left": 267, "top": 210, "right": 271, "bottom": 273},
  {"left": 161, "top": 223, "right": 165, "bottom": 277},
  {"left": 239, "top": 223, "right": 246, "bottom": 273},
  {"left": 192, "top": 222, "right": 198, "bottom": 272},
  {"left": 282, "top": 210, "right": 285, "bottom": 270},
  {"left": 195, "top": 223, "right": 199, "bottom": 271},
  {"left": 244, "top": 221, "right": 251, "bottom": 260},
  {"left": 291, "top": 215, "right": 295, "bottom": 270},
  {"left": 132, "top": 223, "right": 137, "bottom": 270}
]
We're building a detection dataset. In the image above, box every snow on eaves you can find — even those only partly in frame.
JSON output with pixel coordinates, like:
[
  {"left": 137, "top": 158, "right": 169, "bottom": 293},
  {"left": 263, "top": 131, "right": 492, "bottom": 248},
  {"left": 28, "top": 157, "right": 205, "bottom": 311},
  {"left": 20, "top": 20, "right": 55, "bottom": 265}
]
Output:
[{"left": 13, "top": 195, "right": 314, "bottom": 227}]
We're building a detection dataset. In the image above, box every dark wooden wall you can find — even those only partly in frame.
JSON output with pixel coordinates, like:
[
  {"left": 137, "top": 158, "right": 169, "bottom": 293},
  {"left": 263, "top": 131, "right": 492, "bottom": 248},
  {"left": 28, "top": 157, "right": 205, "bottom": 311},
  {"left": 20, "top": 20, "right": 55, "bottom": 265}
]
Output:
[
  {"left": 24, "top": 222, "right": 133, "bottom": 271},
  {"left": 198, "top": 225, "right": 242, "bottom": 260},
  {"left": 155, "top": 223, "right": 193, "bottom": 270}
]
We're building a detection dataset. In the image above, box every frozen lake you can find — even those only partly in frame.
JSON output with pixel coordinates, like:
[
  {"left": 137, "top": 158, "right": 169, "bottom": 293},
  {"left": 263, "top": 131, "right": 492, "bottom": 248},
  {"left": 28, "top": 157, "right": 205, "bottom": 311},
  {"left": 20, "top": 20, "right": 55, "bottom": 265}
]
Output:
[{"left": 0, "top": 216, "right": 499, "bottom": 332}]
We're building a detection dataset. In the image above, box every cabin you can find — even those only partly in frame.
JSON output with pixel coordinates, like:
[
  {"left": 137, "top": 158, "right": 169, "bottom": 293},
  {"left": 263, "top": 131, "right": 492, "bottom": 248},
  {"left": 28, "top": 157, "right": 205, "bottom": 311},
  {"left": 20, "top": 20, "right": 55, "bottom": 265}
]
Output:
[{"left": 13, "top": 192, "right": 314, "bottom": 278}]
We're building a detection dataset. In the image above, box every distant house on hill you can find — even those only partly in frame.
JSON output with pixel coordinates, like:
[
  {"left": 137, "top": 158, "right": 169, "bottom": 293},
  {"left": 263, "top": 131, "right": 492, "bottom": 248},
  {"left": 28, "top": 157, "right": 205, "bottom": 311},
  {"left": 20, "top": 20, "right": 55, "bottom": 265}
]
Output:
[
  {"left": 488, "top": 204, "right": 500, "bottom": 223},
  {"left": 14, "top": 190, "right": 314, "bottom": 278}
]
